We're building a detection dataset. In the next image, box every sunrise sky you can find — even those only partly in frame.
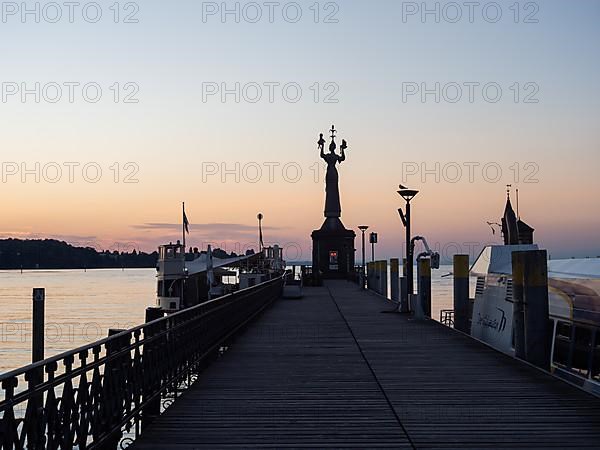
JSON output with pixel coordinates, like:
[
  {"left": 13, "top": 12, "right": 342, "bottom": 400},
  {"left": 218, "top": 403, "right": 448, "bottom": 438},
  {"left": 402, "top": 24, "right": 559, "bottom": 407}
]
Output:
[{"left": 1, "top": 0, "right": 599, "bottom": 261}]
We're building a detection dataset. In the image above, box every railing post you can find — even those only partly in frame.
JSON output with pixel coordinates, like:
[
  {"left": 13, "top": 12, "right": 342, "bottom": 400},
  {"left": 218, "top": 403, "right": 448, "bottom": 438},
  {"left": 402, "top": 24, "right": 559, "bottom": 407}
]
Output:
[
  {"left": 453, "top": 255, "right": 470, "bottom": 333},
  {"left": 390, "top": 258, "right": 399, "bottom": 304},
  {"left": 512, "top": 252, "right": 526, "bottom": 360},
  {"left": 142, "top": 307, "right": 164, "bottom": 430},
  {"left": 523, "top": 250, "right": 551, "bottom": 371},
  {"left": 104, "top": 328, "right": 127, "bottom": 450},
  {"left": 418, "top": 258, "right": 431, "bottom": 319}
]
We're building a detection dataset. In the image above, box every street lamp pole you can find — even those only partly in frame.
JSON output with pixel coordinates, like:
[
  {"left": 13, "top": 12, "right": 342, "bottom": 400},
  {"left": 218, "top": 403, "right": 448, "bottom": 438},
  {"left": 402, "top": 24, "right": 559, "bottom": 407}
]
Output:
[
  {"left": 398, "top": 186, "right": 419, "bottom": 303},
  {"left": 405, "top": 201, "right": 412, "bottom": 296}
]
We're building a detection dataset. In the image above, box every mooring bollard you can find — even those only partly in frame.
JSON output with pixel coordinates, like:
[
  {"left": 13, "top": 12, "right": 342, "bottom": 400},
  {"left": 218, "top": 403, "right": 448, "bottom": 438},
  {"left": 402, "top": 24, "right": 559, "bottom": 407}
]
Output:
[
  {"left": 453, "top": 255, "right": 470, "bottom": 333},
  {"left": 512, "top": 252, "right": 526, "bottom": 360},
  {"left": 418, "top": 258, "right": 431, "bottom": 319},
  {"left": 390, "top": 258, "right": 400, "bottom": 304},
  {"left": 523, "top": 250, "right": 551, "bottom": 370}
]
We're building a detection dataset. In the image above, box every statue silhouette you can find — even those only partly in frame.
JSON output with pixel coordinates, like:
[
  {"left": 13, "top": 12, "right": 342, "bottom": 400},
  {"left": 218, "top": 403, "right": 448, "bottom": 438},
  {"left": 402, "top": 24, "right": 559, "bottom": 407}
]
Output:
[
  {"left": 311, "top": 125, "right": 356, "bottom": 281},
  {"left": 319, "top": 127, "right": 347, "bottom": 218}
]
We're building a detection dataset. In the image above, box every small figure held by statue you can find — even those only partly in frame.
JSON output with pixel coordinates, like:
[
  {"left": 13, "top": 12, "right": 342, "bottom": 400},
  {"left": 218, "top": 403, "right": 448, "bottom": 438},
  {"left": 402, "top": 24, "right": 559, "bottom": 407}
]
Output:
[{"left": 317, "top": 133, "right": 326, "bottom": 153}]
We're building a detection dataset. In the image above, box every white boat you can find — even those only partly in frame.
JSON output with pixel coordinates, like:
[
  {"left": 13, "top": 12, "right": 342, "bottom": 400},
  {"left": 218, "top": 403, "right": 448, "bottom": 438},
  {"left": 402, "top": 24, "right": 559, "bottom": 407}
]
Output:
[
  {"left": 470, "top": 193, "right": 600, "bottom": 396},
  {"left": 156, "top": 242, "right": 285, "bottom": 312}
]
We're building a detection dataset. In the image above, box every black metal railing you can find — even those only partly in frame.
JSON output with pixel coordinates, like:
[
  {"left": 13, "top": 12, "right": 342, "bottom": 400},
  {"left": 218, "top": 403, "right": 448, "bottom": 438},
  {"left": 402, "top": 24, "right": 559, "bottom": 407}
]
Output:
[
  {"left": 0, "top": 276, "right": 283, "bottom": 450},
  {"left": 439, "top": 309, "right": 455, "bottom": 327}
]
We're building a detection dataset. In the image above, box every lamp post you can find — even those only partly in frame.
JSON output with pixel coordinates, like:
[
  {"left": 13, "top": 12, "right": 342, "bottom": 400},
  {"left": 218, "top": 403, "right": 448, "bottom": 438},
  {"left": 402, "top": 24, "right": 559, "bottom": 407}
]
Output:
[
  {"left": 257, "top": 213, "right": 264, "bottom": 253},
  {"left": 358, "top": 226, "right": 369, "bottom": 288},
  {"left": 398, "top": 186, "right": 419, "bottom": 304}
]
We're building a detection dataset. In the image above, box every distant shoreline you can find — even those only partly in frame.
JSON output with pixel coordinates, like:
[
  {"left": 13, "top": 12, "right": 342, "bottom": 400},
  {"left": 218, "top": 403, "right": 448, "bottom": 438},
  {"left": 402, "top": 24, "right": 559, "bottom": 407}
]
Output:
[
  {"left": 0, "top": 238, "right": 158, "bottom": 270},
  {"left": 0, "top": 267, "right": 156, "bottom": 272}
]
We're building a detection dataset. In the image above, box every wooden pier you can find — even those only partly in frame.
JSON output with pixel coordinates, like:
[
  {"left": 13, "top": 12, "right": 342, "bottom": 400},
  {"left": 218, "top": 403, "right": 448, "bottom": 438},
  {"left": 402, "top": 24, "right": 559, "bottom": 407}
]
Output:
[{"left": 133, "top": 281, "right": 600, "bottom": 449}]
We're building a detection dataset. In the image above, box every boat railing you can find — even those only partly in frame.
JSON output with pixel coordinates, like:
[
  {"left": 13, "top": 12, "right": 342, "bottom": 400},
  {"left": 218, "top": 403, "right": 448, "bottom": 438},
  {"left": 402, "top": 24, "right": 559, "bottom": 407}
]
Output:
[{"left": 0, "top": 275, "right": 284, "bottom": 450}]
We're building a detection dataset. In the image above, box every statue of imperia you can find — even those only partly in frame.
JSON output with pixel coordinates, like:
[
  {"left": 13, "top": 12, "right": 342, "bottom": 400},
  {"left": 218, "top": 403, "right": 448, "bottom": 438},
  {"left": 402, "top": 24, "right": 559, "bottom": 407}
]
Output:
[{"left": 318, "top": 125, "right": 348, "bottom": 219}]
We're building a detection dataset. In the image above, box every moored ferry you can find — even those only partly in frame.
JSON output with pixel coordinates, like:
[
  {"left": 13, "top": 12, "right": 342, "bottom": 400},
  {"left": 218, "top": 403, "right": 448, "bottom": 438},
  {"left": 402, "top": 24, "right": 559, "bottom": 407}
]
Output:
[
  {"left": 154, "top": 210, "right": 286, "bottom": 312},
  {"left": 156, "top": 242, "right": 285, "bottom": 312},
  {"left": 470, "top": 193, "right": 600, "bottom": 396}
]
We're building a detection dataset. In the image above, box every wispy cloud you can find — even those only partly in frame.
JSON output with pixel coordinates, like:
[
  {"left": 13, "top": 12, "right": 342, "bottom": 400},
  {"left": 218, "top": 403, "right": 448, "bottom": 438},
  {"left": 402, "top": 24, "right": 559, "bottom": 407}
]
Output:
[{"left": 131, "top": 223, "right": 283, "bottom": 232}]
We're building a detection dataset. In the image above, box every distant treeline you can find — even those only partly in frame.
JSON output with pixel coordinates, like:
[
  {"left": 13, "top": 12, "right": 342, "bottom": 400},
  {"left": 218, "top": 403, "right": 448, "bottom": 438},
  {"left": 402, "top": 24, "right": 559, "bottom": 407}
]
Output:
[{"left": 0, "top": 239, "right": 158, "bottom": 270}]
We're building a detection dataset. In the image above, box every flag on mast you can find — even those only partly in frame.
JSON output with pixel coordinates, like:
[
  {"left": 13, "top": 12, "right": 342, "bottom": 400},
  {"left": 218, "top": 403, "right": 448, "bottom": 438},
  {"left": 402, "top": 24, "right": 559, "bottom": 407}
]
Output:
[
  {"left": 182, "top": 202, "right": 190, "bottom": 253},
  {"left": 183, "top": 208, "right": 190, "bottom": 234}
]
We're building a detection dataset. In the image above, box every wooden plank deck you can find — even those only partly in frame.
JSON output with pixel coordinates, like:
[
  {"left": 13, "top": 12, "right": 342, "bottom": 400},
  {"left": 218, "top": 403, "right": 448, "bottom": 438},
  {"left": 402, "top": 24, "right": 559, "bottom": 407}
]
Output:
[{"left": 133, "top": 280, "right": 600, "bottom": 449}]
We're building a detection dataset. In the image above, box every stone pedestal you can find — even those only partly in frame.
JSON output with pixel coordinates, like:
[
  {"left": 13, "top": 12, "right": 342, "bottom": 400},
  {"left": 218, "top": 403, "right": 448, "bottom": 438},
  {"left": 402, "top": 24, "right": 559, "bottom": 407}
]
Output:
[{"left": 311, "top": 218, "right": 356, "bottom": 280}]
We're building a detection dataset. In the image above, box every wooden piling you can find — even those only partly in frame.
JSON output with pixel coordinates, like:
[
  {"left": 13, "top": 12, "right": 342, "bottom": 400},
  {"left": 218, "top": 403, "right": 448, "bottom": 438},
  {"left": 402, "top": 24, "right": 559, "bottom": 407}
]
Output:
[
  {"left": 400, "top": 258, "right": 409, "bottom": 312},
  {"left": 380, "top": 260, "right": 388, "bottom": 298},
  {"left": 376, "top": 261, "right": 379, "bottom": 295},
  {"left": 32, "top": 288, "right": 45, "bottom": 363},
  {"left": 418, "top": 258, "right": 431, "bottom": 319},
  {"left": 512, "top": 252, "right": 526, "bottom": 360},
  {"left": 523, "top": 250, "right": 551, "bottom": 370},
  {"left": 390, "top": 258, "right": 400, "bottom": 303},
  {"left": 27, "top": 288, "right": 45, "bottom": 447},
  {"left": 376, "top": 261, "right": 382, "bottom": 295},
  {"left": 453, "top": 255, "right": 470, "bottom": 333}
]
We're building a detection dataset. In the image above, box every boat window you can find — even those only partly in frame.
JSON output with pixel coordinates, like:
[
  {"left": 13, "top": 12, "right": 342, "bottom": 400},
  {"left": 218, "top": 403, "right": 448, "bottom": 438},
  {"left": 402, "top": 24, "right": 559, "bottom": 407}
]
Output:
[
  {"left": 575, "top": 327, "right": 592, "bottom": 348},
  {"left": 556, "top": 322, "right": 572, "bottom": 339},
  {"left": 553, "top": 321, "right": 600, "bottom": 381},
  {"left": 553, "top": 321, "right": 573, "bottom": 368},
  {"left": 593, "top": 330, "right": 600, "bottom": 381},
  {"left": 571, "top": 326, "right": 593, "bottom": 378}
]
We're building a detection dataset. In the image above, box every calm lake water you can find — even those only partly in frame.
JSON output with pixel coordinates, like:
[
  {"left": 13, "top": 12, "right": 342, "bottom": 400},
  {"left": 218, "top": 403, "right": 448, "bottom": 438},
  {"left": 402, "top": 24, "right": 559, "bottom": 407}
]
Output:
[
  {"left": 0, "top": 268, "right": 156, "bottom": 374},
  {"left": 0, "top": 266, "right": 467, "bottom": 374}
]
